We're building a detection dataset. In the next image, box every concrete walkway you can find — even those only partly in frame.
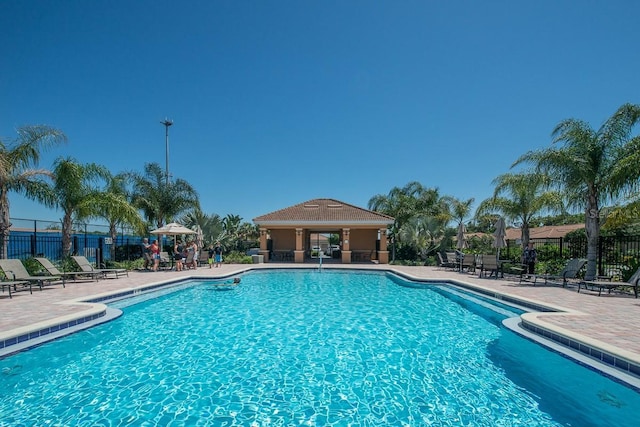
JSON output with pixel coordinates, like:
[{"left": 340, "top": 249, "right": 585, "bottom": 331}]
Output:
[{"left": 1, "top": 263, "right": 639, "bottom": 373}]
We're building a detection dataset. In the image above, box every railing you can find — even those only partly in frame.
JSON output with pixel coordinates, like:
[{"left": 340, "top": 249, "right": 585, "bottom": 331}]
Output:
[{"left": 503, "top": 235, "right": 640, "bottom": 279}]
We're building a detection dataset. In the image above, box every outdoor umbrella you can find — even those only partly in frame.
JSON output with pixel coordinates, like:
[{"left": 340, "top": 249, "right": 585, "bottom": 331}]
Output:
[
  {"left": 195, "top": 226, "right": 204, "bottom": 248},
  {"left": 150, "top": 222, "right": 197, "bottom": 237},
  {"left": 492, "top": 217, "right": 507, "bottom": 259},
  {"left": 150, "top": 223, "right": 197, "bottom": 260},
  {"left": 456, "top": 222, "right": 467, "bottom": 271},
  {"left": 456, "top": 222, "right": 468, "bottom": 250}
]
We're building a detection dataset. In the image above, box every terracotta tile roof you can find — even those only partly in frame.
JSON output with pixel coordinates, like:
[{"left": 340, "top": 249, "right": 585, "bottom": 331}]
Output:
[
  {"left": 505, "top": 223, "right": 585, "bottom": 241},
  {"left": 253, "top": 198, "right": 395, "bottom": 226}
]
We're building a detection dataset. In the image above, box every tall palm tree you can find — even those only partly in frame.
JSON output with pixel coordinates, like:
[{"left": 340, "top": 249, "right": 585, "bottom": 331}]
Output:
[
  {"left": 47, "top": 157, "right": 124, "bottom": 256},
  {"left": 129, "top": 163, "right": 199, "bottom": 228},
  {"left": 0, "top": 125, "right": 66, "bottom": 258},
  {"left": 513, "top": 103, "right": 640, "bottom": 279},
  {"left": 476, "top": 172, "right": 563, "bottom": 248}
]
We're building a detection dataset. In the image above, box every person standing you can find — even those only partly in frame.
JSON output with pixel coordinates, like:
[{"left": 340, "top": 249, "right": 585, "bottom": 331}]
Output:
[
  {"left": 141, "top": 238, "right": 151, "bottom": 270},
  {"left": 523, "top": 242, "right": 537, "bottom": 275},
  {"left": 150, "top": 239, "right": 160, "bottom": 272},
  {"left": 174, "top": 239, "right": 185, "bottom": 271},
  {"left": 213, "top": 242, "right": 223, "bottom": 268}
]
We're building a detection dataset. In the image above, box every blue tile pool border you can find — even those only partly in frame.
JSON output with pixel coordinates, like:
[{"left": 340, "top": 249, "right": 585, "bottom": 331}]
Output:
[
  {"left": 2, "top": 267, "right": 639, "bottom": 382},
  {"left": 388, "top": 270, "right": 640, "bottom": 381}
]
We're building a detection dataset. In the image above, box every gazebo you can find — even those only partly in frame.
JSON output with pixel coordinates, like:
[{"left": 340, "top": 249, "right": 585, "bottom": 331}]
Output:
[{"left": 252, "top": 198, "right": 395, "bottom": 264}]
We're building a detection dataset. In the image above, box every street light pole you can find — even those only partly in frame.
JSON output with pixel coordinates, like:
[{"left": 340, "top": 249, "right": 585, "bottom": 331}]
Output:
[{"left": 160, "top": 118, "right": 173, "bottom": 186}]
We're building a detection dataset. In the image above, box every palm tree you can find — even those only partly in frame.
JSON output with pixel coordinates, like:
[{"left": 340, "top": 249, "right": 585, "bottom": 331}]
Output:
[
  {"left": 397, "top": 214, "right": 446, "bottom": 262},
  {"left": 0, "top": 125, "right": 66, "bottom": 258},
  {"left": 476, "top": 172, "right": 563, "bottom": 248},
  {"left": 180, "top": 207, "right": 224, "bottom": 247},
  {"left": 129, "top": 163, "right": 199, "bottom": 228},
  {"left": 368, "top": 181, "right": 445, "bottom": 261},
  {"left": 222, "top": 214, "right": 243, "bottom": 251},
  {"left": 47, "top": 157, "right": 121, "bottom": 256},
  {"left": 513, "top": 103, "right": 640, "bottom": 279},
  {"left": 98, "top": 172, "right": 146, "bottom": 260}
]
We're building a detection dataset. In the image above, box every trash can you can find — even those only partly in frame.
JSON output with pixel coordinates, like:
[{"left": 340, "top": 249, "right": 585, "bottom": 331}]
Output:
[{"left": 252, "top": 254, "right": 264, "bottom": 264}]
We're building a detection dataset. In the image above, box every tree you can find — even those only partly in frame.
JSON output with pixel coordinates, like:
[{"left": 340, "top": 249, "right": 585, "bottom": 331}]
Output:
[
  {"left": 368, "top": 181, "right": 447, "bottom": 261},
  {"left": 47, "top": 157, "right": 128, "bottom": 256},
  {"left": 513, "top": 103, "right": 640, "bottom": 279},
  {"left": 98, "top": 172, "right": 146, "bottom": 260},
  {"left": 476, "top": 172, "right": 563, "bottom": 248},
  {"left": 180, "top": 207, "right": 224, "bottom": 247},
  {"left": 222, "top": 214, "right": 243, "bottom": 251},
  {"left": 129, "top": 163, "right": 199, "bottom": 228},
  {"left": 0, "top": 125, "right": 66, "bottom": 258},
  {"left": 397, "top": 214, "right": 446, "bottom": 262}
]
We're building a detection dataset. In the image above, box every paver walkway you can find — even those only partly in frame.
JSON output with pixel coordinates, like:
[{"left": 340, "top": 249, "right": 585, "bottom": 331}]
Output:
[{"left": 1, "top": 264, "right": 639, "bottom": 367}]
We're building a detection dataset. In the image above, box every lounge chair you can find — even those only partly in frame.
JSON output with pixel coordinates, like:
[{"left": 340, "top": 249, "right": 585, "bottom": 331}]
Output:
[
  {"left": 460, "top": 253, "right": 475, "bottom": 273},
  {"left": 70, "top": 256, "right": 128, "bottom": 279},
  {"left": 578, "top": 266, "right": 640, "bottom": 298},
  {"left": 521, "top": 258, "right": 587, "bottom": 287},
  {"left": 1, "top": 279, "right": 33, "bottom": 298},
  {"left": 0, "top": 258, "right": 63, "bottom": 290},
  {"left": 197, "top": 251, "right": 210, "bottom": 267},
  {"left": 34, "top": 257, "right": 100, "bottom": 284},
  {"left": 183, "top": 251, "right": 196, "bottom": 269},
  {"left": 478, "top": 255, "right": 501, "bottom": 279},
  {"left": 437, "top": 253, "right": 457, "bottom": 270}
]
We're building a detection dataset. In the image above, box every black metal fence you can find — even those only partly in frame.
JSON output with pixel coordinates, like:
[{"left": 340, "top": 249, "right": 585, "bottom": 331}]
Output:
[
  {"left": 504, "top": 235, "right": 640, "bottom": 279},
  {"left": 6, "top": 218, "right": 145, "bottom": 265}
]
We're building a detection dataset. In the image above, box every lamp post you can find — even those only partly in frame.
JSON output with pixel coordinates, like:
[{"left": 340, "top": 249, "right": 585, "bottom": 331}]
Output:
[{"left": 160, "top": 118, "right": 173, "bottom": 186}]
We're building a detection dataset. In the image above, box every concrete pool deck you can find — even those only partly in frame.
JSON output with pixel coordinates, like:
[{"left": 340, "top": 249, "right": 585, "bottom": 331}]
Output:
[{"left": 1, "top": 263, "right": 639, "bottom": 377}]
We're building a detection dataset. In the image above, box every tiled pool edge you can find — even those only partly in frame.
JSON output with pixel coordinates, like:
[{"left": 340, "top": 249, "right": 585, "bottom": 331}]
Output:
[
  {"left": 0, "top": 274, "right": 240, "bottom": 356},
  {"left": 389, "top": 269, "right": 640, "bottom": 382},
  {"left": 3, "top": 265, "right": 640, "bottom": 383}
]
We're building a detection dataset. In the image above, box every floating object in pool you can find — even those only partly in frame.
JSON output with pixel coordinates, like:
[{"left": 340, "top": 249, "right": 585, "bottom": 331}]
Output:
[{"left": 210, "top": 277, "right": 241, "bottom": 290}]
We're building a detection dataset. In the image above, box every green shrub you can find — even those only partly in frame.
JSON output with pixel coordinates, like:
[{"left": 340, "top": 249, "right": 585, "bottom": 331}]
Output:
[{"left": 224, "top": 251, "right": 253, "bottom": 264}]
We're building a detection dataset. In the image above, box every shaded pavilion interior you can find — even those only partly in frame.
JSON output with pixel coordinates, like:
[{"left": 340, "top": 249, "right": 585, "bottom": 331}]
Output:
[{"left": 252, "top": 198, "right": 395, "bottom": 264}]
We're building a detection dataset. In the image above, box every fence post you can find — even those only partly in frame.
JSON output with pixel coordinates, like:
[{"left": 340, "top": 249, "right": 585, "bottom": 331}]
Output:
[
  {"left": 30, "top": 234, "right": 36, "bottom": 257},
  {"left": 98, "top": 237, "right": 104, "bottom": 267},
  {"left": 598, "top": 236, "right": 603, "bottom": 277}
]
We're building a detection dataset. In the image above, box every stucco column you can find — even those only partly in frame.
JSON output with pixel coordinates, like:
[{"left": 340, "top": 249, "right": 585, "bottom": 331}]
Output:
[
  {"left": 341, "top": 228, "right": 351, "bottom": 264},
  {"left": 294, "top": 228, "right": 304, "bottom": 263},
  {"left": 259, "top": 228, "right": 270, "bottom": 261},
  {"left": 379, "top": 228, "right": 388, "bottom": 251},
  {"left": 378, "top": 228, "right": 389, "bottom": 264}
]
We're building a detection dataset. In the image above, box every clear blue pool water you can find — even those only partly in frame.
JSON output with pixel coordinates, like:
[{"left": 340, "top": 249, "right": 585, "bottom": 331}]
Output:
[{"left": 1, "top": 269, "right": 639, "bottom": 426}]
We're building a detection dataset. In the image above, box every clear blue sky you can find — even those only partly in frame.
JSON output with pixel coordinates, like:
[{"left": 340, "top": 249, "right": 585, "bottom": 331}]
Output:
[{"left": 2, "top": 1, "right": 639, "bottom": 227}]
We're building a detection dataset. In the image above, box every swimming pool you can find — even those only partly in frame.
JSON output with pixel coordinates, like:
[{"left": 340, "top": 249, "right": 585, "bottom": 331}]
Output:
[{"left": 1, "top": 269, "right": 639, "bottom": 426}]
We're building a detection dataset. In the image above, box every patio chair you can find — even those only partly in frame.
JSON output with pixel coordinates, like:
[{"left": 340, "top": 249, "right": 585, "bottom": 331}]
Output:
[
  {"left": 34, "top": 257, "right": 100, "bottom": 284},
  {"left": 0, "top": 258, "right": 63, "bottom": 291},
  {"left": 159, "top": 252, "right": 172, "bottom": 270},
  {"left": 578, "top": 266, "right": 640, "bottom": 298},
  {"left": 478, "top": 255, "right": 501, "bottom": 279},
  {"left": 437, "top": 253, "right": 457, "bottom": 270},
  {"left": 197, "top": 251, "right": 210, "bottom": 267},
  {"left": 521, "top": 258, "right": 587, "bottom": 287},
  {"left": 183, "top": 250, "right": 196, "bottom": 269},
  {"left": 1, "top": 279, "right": 33, "bottom": 298},
  {"left": 70, "top": 256, "right": 128, "bottom": 279},
  {"left": 460, "top": 253, "right": 476, "bottom": 273}
]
